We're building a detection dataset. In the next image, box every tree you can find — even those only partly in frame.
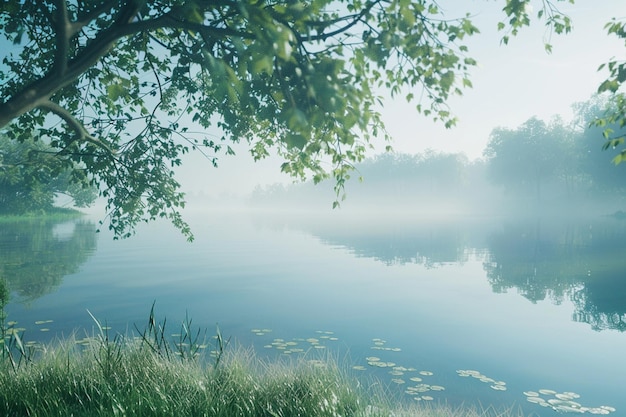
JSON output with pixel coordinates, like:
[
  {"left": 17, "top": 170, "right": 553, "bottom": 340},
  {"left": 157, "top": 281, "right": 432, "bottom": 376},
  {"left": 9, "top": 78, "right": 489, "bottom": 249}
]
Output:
[
  {"left": 0, "top": 135, "right": 97, "bottom": 214},
  {"left": 573, "top": 96, "right": 626, "bottom": 191},
  {"left": 595, "top": 19, "right": 626, "bottom": 162},
  {"left": 483, "top": 117, "right": 570, "bottom": 201},
  {"left": 0, "top": 1, "right": 575, "bottom": 239}
]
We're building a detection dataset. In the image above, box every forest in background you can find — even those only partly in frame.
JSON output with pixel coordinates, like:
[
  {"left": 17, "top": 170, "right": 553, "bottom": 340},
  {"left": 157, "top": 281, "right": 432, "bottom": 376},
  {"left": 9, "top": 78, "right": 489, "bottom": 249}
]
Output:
[{"left": 249, "top": 96, "right": 626, "bottom": 216}]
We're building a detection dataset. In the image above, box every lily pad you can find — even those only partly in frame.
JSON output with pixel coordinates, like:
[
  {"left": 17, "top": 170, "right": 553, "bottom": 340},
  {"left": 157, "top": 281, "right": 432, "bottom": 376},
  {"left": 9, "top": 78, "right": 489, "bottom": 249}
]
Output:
[{"left": 538, "top": 389, "right": 557, "bottom": 395}]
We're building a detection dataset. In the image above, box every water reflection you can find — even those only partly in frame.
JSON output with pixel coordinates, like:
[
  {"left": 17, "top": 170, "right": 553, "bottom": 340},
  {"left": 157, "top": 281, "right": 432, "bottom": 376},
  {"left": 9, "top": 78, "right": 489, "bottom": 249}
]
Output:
[
  {"left": 484, "top": 218, "right": 626, "bottom": 332},
  {"left": 268, "top": 213, "right": 626, "bottom": 331},
  {"left": 266, "top": 215, "right": 490, "bottom": 267},
  {"left": 0, "top": 218, "right": 97, "bottom": 302}
]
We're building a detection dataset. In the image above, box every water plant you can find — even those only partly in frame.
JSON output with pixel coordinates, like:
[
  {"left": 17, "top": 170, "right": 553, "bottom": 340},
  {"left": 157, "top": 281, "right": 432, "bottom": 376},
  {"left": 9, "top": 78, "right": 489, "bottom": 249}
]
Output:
[{"left": 0, "top": 304, "right": 539, "bottom": 417}]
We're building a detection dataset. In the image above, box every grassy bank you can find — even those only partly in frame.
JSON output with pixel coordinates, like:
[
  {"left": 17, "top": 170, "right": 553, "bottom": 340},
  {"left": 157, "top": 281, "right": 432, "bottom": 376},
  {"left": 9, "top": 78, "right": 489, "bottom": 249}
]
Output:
[
  {"left": 0, "top": 309, "right": 526, "bottom": 417},
  {"left": 0, "top": 341, "right": 525, "bottom": 417},
  {"left": 0, "top": 207, "right": 85, "bottom": 223}
]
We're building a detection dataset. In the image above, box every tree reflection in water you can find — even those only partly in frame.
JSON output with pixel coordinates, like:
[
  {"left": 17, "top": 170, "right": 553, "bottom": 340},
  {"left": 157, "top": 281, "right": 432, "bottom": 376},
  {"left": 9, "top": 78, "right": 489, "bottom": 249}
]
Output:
[{"left": 0, "top": 218, "right": 97, "bottom": 302}]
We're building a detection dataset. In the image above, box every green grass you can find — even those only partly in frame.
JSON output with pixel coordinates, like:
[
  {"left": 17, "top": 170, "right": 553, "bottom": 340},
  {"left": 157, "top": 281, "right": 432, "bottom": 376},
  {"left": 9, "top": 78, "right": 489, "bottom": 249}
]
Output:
[
  {"left": 0, "top": 308, "right": 527, "bottom": 417},
  {"left": 0, "top": 207, "right": 85, "bottom": 223},
  {"left": 0, "top": 340, "right": 526, "bottom": 417}
]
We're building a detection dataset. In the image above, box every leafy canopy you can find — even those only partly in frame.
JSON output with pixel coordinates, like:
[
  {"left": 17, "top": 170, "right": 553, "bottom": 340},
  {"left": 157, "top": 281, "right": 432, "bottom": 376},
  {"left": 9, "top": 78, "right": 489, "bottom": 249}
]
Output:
[
  {"left": 0, "top": 135, "right": 97, "bottom": 214},
  {"left": 0, "top": 0, "right": 575, "bottom": 239},
  {"left": 595, "top": 19, "right": 626, "bottom": 164}
]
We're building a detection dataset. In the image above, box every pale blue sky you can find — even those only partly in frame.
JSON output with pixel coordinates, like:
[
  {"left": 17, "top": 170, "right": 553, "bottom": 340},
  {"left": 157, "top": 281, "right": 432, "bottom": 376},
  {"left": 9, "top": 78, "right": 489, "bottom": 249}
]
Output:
[{"left": 382, "top": 0, "right": 625, "bottom": 157}]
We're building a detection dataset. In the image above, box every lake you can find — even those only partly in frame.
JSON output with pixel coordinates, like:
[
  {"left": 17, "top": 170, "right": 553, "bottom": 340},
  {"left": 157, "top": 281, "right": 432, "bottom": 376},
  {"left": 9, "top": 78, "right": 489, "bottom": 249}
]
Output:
[{"left": 2, "top": 208, "right": 625, "bottom": 415}]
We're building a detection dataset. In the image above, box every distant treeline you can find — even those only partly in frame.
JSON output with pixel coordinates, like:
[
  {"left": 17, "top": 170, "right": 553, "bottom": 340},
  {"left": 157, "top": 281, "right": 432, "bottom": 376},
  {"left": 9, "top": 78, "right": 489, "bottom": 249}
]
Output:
[{"left": 249, "top": 96, "right": 626, "bottom": 215}]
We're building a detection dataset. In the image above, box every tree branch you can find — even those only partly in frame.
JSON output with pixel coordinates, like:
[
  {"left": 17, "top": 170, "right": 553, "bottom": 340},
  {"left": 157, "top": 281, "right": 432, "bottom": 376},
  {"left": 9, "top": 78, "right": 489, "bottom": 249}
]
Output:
[
  {"left": 38, "top": 100, "right": 115, "bottom": 156},
  {"left": 53, "top": 0, "right": 70, "bottom": 76},
  {"left": 0, "top": 5, "right": 253, "bottom": 129},
  {"left": 300, "top": 0, "right": 382, "bottom": 42},
  {"left": 70, "top": 1, "right": 115, "bottom": 37}
]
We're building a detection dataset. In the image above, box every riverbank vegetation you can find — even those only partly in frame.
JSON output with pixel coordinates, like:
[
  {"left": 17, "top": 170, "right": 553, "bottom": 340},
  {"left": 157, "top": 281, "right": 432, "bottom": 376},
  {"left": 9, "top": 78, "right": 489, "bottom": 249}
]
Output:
[
  {"left": 0, "top": 305, "right": 524, "bottom": 417},
  {"left": 0, "top": 207, "right": 86, "bottom": 223}
]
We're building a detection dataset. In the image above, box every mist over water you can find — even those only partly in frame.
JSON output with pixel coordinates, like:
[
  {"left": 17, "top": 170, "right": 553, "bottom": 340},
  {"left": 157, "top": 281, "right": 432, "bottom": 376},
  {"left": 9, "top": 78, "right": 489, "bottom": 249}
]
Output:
[{"left": 3, "top": 197, "right": 625, "bottom": 415}]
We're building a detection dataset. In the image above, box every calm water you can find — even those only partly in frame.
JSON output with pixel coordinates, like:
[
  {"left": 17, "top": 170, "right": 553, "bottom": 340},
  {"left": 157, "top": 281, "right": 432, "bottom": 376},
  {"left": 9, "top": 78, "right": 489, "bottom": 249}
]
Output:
[{"left": 2, "top": 209, "right": 625, "bottom": 415}]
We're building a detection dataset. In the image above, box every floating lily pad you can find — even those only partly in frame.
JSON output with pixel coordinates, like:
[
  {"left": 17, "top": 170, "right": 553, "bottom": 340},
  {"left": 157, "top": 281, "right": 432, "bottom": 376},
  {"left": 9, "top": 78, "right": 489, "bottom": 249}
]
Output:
[
  {"left": 553, "top": 405, "right": 584, "bottom": 414},
  {"left": 538, "top": 389, "right": 557, "bottom": 395},
  {"left": 391, "top": 378, "right": 405, "bottom": 384},
  {"left": 352, "top": 365, "right": 366, "bottom": 371},
  {"left": 524, "top": 391, "right": 540, "bottom": 397},
  {"left": 411, "top": 384, "right": 432, "bottom": 392},
  {"left": 366, "top": 356, "right": 380, "bottom": 362},
  {"left": 587, "top": 408, "right": 610, "bottom": 415},
  {"left": 419, "top": 371, "right": 433, "bottom": 376},
  {"left": 409, "top": 377, "right": 423, "bottom": 382}
]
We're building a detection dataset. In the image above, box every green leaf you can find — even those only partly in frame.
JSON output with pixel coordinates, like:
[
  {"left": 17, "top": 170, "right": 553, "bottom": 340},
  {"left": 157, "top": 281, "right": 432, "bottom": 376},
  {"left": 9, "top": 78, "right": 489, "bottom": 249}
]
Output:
[
  {"left": 285, "top": 133, "right": 307, "bottom": 150},
  {"left": 106, "top": 84, "right": 126, "bottom": 101}
]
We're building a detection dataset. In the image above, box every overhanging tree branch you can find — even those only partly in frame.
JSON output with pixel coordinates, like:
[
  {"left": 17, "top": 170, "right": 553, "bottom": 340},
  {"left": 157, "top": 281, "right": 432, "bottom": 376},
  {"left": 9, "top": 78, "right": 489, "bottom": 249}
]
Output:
[
  {"left": 38, "top": 100, "right": 116, "bottom": 157},
  {"left": 53, "top": 0, "right": 70, "bottom": 76},
  {"left": 0, "top": 8, "right": 255, "bottom": 130}
]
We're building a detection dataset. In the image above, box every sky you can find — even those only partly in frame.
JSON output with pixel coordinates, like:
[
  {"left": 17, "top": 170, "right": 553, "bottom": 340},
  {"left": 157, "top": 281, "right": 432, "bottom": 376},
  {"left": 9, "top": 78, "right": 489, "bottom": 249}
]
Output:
[{"left": 174, "top": 0, "right": 626, "bottom": 197}]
